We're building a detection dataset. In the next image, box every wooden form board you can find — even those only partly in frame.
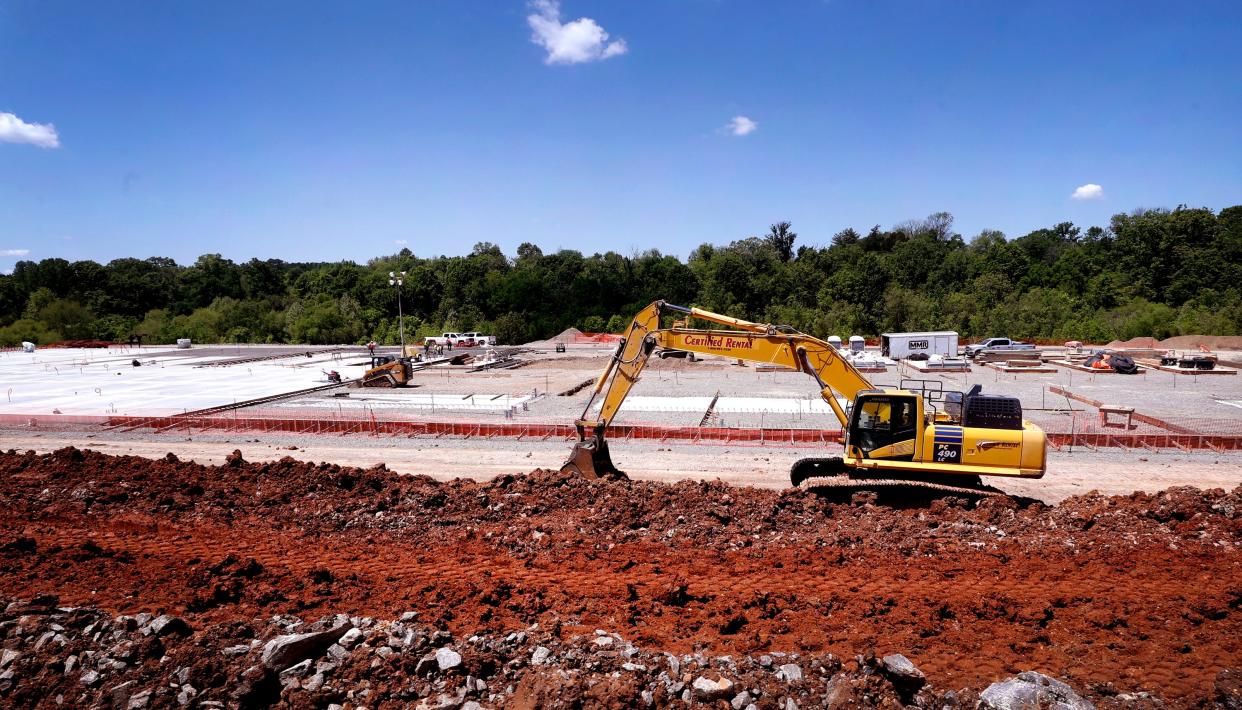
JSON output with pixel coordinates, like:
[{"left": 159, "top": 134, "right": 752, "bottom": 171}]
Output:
[
  {"left": 980, "top": 362, "right": 1057, "bottom": 374},
  {"left": 906, "top": 361, "right": 971, "bottom": 373}
]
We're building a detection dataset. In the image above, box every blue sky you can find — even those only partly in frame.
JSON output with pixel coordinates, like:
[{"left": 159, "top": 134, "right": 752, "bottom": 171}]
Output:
[{"left": 2, "top": 1, "right": 1240, "bottom": 270}]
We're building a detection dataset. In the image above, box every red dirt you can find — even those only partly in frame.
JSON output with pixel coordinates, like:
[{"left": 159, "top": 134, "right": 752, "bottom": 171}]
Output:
[{"left": 0, "top": 448, "right": 1239, "bottom": 706}]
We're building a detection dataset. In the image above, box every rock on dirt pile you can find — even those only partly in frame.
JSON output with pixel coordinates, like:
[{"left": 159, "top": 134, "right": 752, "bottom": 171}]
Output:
[
  {"left": 0, "top": 447, "right": 1239, "bottom": 707},
  {"left": 9, "top": 594, "right": 1220, "bottom": 709}
]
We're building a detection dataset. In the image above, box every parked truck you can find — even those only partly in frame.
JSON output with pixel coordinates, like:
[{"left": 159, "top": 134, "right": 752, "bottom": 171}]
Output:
[
  {"left": 880, "top": 331, "right": 958, "bottom": 360},
  {"left": 424, "top": 332, "right": 476, "bottom": 348},
  {"left": 964, "top": 337, "right": 1037, "bottom": 359}
]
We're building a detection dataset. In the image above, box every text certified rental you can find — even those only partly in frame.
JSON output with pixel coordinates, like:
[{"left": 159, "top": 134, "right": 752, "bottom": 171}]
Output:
[{"left": 880, "top": 331, "right": 959, "bottom": 359}]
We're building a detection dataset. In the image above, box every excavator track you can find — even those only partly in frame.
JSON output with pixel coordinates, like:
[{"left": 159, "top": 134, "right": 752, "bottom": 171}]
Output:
[
  {"left": 797, "top": 475, "right": 1007, "bottom": 498},
  {"left": 791, "top": 457, "right": 1006, "bottom": 498}
]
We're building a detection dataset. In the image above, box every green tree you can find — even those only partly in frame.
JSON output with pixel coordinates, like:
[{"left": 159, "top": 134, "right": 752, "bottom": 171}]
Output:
[
  {"left": 493, "top": 312, "right": 529, "bottom": 345},
  {"left": 0, "top": 319, "right": 61, "bottom": 346},
  {"left": 37, "top": 299, "right": 96, "bottom": 340},
  {"left": 765, "top": 221, "right": 797, "bottom": 262},
  {"left": 23, "top": 287, "right": 57, "bottom": 319}
]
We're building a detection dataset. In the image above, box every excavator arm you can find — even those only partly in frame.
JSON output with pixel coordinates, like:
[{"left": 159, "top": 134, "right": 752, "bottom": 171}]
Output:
[{"left": 563, "top": 300, "right": 875, "bottom": 479}]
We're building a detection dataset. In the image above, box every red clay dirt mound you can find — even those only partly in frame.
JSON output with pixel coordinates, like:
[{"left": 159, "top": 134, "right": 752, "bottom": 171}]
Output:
[
  {"left": 1160, "top": 334, "right": 1242, "bottom": 350},
  {"left": 0, "top": 448, "right": 1238, "bottom": 708},
  {"left": 527, "top": 327, "right": 585, "bottom": 348},
  {"left": 1104, "top": 336, "right": 1161, "bottom": 350},
  {"left": 1105, "top": 335, "right": 1242, "bottom": 351}
]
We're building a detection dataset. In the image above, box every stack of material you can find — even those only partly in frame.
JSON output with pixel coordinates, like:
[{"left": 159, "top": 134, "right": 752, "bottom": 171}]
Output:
[
  {"left": 1085, "top": 352, "right": 1139, "bottom": 374},
  {"left": 906, "top": 354, "right": 971, "bottom": 372},
  {"left": 469, "top": 356, "right": 526, "bottom": 372},
  {"left": 974, "top": 349, "right": 1054, "bottom": 373},
  {"left": 974, "top": 350, "right": 1042, "bottom": 364}
]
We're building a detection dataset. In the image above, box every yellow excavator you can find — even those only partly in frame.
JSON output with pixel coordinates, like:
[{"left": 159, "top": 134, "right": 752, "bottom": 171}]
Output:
[{"left": 563, "top": 301, "right": 1047, "bottom": 494}]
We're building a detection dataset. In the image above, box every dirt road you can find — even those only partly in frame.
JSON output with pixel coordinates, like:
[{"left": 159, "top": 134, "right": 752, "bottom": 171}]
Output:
[{"left": 1, "top": 429, "right": 1238, "bottom": 503}]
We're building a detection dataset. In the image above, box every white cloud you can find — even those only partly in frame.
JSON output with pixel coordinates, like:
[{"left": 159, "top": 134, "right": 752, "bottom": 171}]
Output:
[
  {"left": 527, "top": 0, "right": 627, "bottom": 65},
  {"left": 0, "top": 249, "right": 31, "bottom": 257},
  {"left": 394, "top": 239, "right": 408, "bottom": 246},
  {"left": 0, "top": 112, "right": 60, "bottom": 148},
  {"left": 726, "top": 116, "right": 758, "bottom": 136},
  {"left": 1071, "top": 183, "right": 1104, "bottom": 200}
]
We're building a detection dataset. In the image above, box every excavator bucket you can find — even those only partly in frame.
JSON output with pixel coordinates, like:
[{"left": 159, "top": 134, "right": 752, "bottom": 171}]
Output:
[{"left": 561, "top": 427, "right": 628, "bottom": 481}]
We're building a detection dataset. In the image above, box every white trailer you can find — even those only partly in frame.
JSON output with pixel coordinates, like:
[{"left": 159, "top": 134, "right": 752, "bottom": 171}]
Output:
[{"left": 880, "top": 331, "right": 959, "bottom": 359}]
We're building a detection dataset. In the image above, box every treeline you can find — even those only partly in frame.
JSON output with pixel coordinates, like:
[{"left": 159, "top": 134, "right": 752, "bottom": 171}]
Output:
[{"left": 2, "top": 205, "right": 1240, "bottom": 347}]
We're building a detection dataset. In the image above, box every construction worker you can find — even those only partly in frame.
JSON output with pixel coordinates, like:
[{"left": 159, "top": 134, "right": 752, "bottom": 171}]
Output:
[{"left": 367, "top": 340, "right": 377, "bottom": 356}]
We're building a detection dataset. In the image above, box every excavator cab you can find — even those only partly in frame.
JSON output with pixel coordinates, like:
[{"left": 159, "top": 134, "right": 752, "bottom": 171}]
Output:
[{"left": 846, "top": 393, "right": 919, "bottom": 461}]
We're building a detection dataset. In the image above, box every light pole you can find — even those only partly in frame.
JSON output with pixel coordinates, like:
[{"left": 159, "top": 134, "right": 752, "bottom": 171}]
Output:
[{"left": 389, "top": 271, "right": 406, "bottom": 355}]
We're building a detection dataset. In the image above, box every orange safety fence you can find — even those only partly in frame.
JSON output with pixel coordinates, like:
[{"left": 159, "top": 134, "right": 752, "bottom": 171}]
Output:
[
  {"left": 2, "top": 413, "right": 1240, "bottom": 451},
  {"left": 570, "top": 332, "right": 623, "bottom": 344}
]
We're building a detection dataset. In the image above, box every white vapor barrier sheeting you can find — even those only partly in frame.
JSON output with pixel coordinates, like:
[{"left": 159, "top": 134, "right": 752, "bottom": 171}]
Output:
[
  {"left": 595, "top": 396, "right": 845, "bottom": 415},
  {"left": 0, "top": 348, "right": 370, "bottom": 416},
  {"left": 274, "top": 394, "right": 535, "bottom": 412}
]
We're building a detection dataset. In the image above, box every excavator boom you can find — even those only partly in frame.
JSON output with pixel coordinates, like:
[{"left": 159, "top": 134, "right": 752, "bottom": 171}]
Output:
[
  {"left": 579, "top": 302, "right": 871, "bottom": 429},
  {"left": 567, "top": 300, "right": 873, "bottom": 479}
]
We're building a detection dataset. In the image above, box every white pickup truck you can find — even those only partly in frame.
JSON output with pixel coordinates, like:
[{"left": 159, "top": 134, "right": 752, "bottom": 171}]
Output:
[
  {"left": 964, "top": 337, "right": 1037, "bottom": 359},
  {"left": 463, "top": 332, "right": 496, "bottom": 346},
  {"left": 424, "top": 332, "right": 476, "bottom": 348}
]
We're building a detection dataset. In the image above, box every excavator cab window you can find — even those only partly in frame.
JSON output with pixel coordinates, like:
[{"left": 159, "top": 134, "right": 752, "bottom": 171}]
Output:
[{"left": 848, "top": 395, "right": 918, "bottom": 460}]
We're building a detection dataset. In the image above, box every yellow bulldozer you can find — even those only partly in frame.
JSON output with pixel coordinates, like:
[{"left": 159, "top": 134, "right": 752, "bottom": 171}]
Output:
[
  {"left": 563, "top": 301, "right": 1047, "bottom": 494},
  {"left": 359, "top": 356, "right": 417, "bottom": 388}
]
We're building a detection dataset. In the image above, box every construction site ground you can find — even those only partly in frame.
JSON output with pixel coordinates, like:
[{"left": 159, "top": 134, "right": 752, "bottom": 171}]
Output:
[
  {"left": 1, "top": 429, "right": 1238, "bottom": 504},
  {"left": 0, "top": 448, "right": 1238, "bottom": 708},
  {"left": 2, "top": 342, "right": 1240, "bottom": 503},
  {"left": 1, "top": 343, "right": 1240, "bottom": 707}
]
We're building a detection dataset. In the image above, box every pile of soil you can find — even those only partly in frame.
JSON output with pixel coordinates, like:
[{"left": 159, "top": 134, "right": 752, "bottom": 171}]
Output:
[
  {"left": 1104, "top": 335, "right": 1242, "bottom": 351},
  {"left": 1159, "top": 335, "right": 1242, "bottom": 351},
  {"left": 1104, "top": 336, "right": 1162, "bottom": 350},
  {"left": 0, "top": 448, "right": 1239, "bottom": 708},
  {"left": 526, "top": 327, "right": 622, "bottom": 348},
  {"left": 525, "top": 327, "right": 586, "bottom": 348},
  {"left": 11, "top": 595, "right": 1192, "bottom": 710}
]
